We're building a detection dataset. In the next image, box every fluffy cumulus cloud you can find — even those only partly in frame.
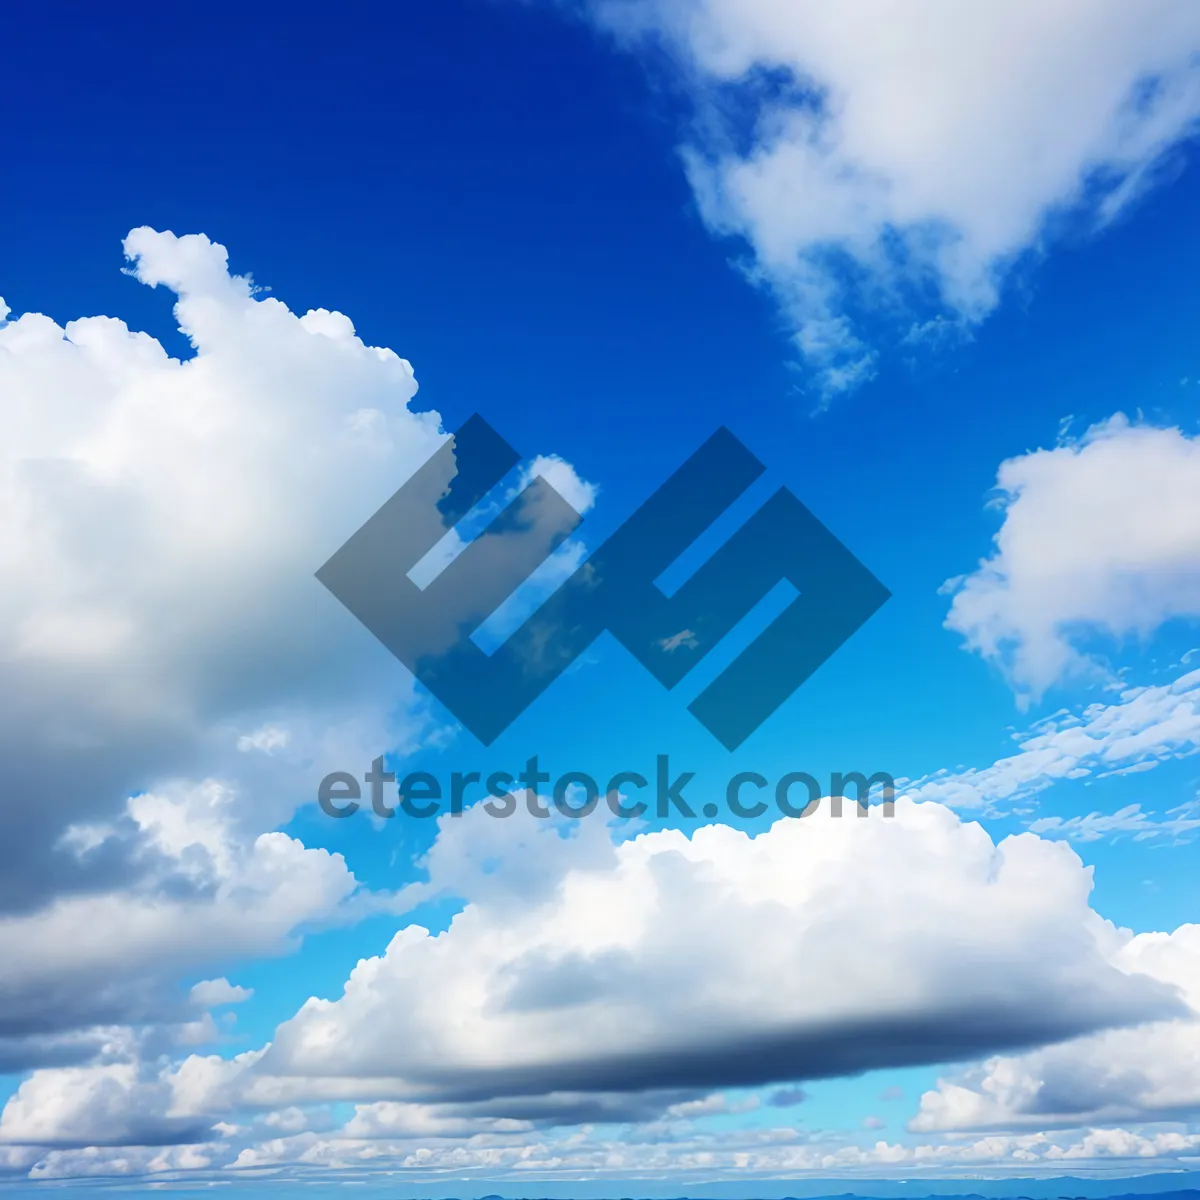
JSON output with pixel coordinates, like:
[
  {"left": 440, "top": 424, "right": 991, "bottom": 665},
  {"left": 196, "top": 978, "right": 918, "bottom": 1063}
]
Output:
[
  {"left": 577, "top": 0, "right": 1200, "bottom": 396},
  {"left": 263, "top": 802, "right": 1180, "bottom": 1098},
  {"left": 0, "top": 228, "right": 451, "bottom": 917},
  {"left": 0, "top": 780, "right": 394, "bottom": 1067},
  {"left": 945, "top": 416, "right": 1200, "bottom": 702},
  {"left": 0, "top": 1060, "right": 212, "bottom": 1149}
]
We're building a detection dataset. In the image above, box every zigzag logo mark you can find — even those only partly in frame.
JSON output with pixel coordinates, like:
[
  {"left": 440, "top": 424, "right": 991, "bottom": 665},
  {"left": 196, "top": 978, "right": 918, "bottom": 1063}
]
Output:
[{"left": 318, "top": 415, "right": 889, "bottom": 749}]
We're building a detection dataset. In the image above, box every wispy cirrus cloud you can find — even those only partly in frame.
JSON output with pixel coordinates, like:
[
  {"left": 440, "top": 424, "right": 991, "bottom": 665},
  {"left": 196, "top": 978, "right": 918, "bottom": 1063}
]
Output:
[{"left": 908, "top": 666, "right": 1200, "bottom": 814}]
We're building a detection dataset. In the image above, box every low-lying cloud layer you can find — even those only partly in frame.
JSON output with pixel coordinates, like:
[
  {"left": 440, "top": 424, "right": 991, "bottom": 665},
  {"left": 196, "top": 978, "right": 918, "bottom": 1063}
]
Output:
[{"left": 2, "top": 800, "right": 1193, "bottom": 1164}]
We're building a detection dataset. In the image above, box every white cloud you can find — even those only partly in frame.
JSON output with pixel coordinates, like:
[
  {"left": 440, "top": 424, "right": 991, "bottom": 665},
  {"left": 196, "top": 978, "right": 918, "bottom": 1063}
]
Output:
[
  {"left": 1029, "top": 799, "right": 1200, "bottom": 844},
  {"left": 260, "top": 800, "right": 1180, "bottom": 1101},
  {"left": 524, "top": 454, "right": 599, "bottom": 515},
  {"left": 665, "top": 1092, "right": 759, "bottom": 1119},
  {"left": 0, "top": 227, "right": 451, "bottom": 915},
  {"left": 912, "top": 923, "right": 1200, "bottom": 1131},
  {"left": 339, "top": 1101, "right": 533, "bottom": 1139},
  {"left": 188, "top": 979, "right": 253, "bottom": 1007},
  {"left": 581, "top": 1, "right": 1200, "bottom": 397},
  {"left": 908, "top": 666, "right": 1200, "bottom": 812},
  {"left": 0, "top": 778, "right": 399, "bottom": 1049},
  {"left": 945, "top": 416, "right": 1200, "bottom": 702},
  {"left": 235, "top": 725, "right": 290, "bottom": 755},
  {"left": 0, "top": 1062, "right": 207, "bottom": 1148},
  {"left": 23, "top": 1142, "right": 216, "bottom": 1181}
]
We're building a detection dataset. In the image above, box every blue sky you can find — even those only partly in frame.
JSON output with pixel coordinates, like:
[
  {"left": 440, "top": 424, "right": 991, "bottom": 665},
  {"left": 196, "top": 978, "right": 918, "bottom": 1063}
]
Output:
[{"left": 3, "top": 0, "right": 1200, "bottom": 1191}]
